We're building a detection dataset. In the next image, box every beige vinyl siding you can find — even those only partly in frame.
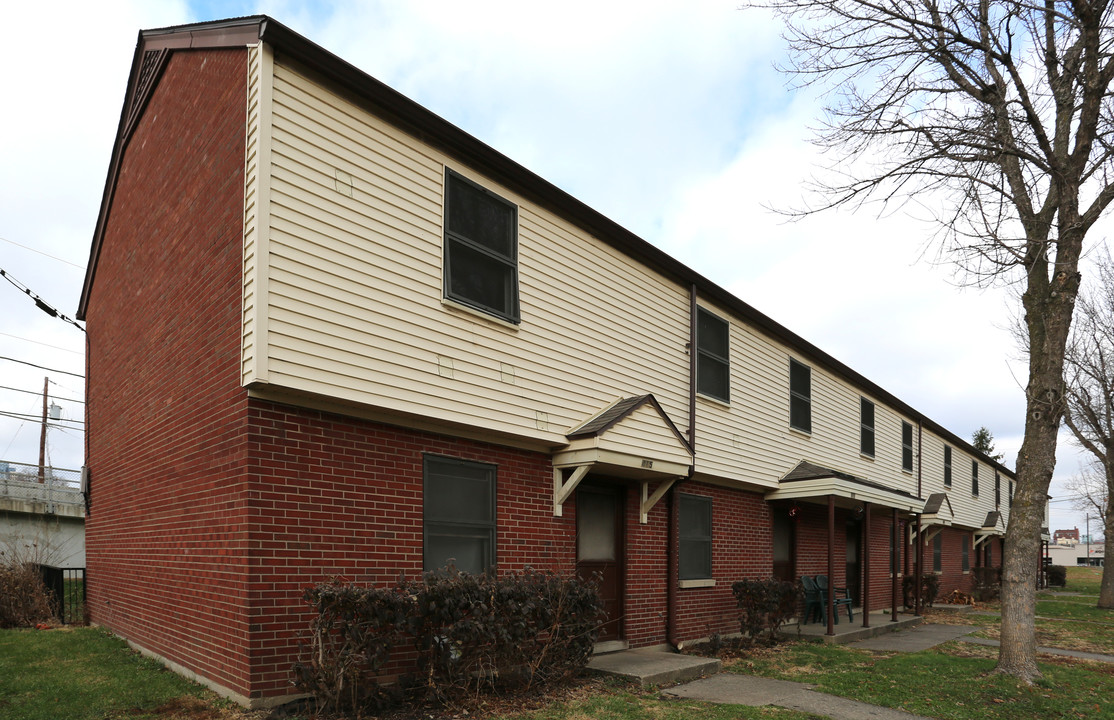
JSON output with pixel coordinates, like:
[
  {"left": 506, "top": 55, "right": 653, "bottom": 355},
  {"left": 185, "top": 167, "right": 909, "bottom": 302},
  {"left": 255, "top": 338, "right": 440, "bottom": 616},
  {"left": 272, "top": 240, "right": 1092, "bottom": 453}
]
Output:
[
  {"left": 257, "top": 59, "right": 690, "bottom": 447},
  {"left": 242, "top": 43, "right": 267, "bottom": 385}
]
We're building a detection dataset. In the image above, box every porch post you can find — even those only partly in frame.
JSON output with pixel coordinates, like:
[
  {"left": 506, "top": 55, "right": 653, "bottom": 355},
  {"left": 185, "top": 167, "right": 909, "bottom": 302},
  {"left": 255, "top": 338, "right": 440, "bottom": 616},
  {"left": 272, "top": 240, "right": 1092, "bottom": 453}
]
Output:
[
  {"left": 827, "top": 494, "right": 835, "bottom": 636},
  {"left": 862, "top": 502, "right": 871, "bottom": 628},
  {"left": 891, "top": 508, "right": 898, "bottom": 622},
  {"left": 914, "top": 513, "right": 923, "bottom": 616}
]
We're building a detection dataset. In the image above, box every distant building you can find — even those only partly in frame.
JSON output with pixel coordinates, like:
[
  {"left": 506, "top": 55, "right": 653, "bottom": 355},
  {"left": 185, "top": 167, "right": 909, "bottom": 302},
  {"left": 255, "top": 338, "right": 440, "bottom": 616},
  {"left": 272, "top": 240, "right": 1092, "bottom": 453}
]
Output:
[{"left": 1054, "top": 527, "right": 1080, "bottom": 545}]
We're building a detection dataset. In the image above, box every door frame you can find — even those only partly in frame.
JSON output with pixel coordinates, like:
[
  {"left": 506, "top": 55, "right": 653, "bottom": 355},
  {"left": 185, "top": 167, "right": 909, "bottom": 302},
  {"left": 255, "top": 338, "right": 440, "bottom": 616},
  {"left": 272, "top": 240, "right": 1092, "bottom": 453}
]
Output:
[{"left": 575, "top": 480, "right": 626, "bottom": 648}]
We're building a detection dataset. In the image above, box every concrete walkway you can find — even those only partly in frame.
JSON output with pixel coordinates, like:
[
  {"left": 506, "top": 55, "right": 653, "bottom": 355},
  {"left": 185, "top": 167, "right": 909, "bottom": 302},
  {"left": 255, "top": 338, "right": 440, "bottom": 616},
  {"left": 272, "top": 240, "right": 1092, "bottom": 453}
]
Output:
[
  {"left": 664, "top": 674, "right": 934, "bottom": 720},
  {"left": 661, "top": 624, "right": 975, "bottom": 720},
  {"left": 958, "top": 635, "right": 1114, "bottom": 663}
]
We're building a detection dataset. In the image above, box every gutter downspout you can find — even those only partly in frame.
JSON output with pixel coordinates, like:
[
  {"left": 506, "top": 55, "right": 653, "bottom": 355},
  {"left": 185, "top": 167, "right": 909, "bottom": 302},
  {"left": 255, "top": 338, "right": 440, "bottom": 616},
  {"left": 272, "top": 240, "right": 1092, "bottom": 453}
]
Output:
[{"left": 668, "top": 284, "right": 699, "bottom": 650}]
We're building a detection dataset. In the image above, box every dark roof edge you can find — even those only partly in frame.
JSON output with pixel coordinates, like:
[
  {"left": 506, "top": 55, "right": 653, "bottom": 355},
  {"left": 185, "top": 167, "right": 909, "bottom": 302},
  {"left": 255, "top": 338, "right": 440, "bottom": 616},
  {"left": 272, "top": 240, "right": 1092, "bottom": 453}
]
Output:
[{"left": 76, "top": 15, "right": 1016, "bottom": 480}]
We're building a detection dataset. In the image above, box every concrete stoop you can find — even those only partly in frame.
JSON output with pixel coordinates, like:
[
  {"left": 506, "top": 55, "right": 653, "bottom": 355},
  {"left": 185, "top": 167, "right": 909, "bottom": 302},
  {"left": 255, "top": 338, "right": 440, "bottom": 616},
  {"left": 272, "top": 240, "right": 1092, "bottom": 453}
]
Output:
[{"left": 587, "top": 648, "right": 721, "bottom": 687}]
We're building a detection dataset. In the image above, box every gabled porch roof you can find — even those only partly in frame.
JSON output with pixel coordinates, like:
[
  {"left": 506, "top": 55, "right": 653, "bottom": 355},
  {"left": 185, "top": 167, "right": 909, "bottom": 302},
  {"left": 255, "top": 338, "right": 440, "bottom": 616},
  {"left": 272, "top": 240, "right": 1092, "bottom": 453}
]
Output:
[
  {"left": 765, "top": 461, "right": 923, "bottom": 514},
  {"left": 552, "top": 394, "right": 693, "bottom": 521}
]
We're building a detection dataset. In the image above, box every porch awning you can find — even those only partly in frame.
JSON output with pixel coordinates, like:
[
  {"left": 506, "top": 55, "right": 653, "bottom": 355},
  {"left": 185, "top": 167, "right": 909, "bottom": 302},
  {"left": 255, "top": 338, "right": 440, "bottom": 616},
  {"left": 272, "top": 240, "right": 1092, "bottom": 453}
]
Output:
[
  {"left": 974, "top": 511, "right": 1005, "bottom": 546},
  {"left": 552, "top": 394, "right": 693, "bottom": 521},
  {"left": 764, "top": 461, "right": 923, "bottom": 514},
  {"left": 921, "top": 492, "right": 955, "bottom": 527}
]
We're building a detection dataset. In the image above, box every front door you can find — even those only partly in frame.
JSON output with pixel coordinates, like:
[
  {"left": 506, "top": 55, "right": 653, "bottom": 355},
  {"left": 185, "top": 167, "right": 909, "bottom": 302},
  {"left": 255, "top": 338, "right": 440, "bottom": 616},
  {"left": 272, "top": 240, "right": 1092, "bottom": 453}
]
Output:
[
  {"left": 846, "top": 519, "right": 862, "bottom": 605},
  {"left": 576, "top": 484, "right": 625, "bottom": 642},
  {"left": 772, "top": 509, "right": 796, "bottom": 582}
]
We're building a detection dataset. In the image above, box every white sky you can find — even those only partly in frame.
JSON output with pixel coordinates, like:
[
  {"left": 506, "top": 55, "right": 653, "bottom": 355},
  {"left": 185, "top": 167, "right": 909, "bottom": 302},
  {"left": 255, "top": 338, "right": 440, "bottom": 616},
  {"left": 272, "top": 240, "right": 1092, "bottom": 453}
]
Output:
[{"left": 0, "top": 0, "right": 1106, "bottom": 537}]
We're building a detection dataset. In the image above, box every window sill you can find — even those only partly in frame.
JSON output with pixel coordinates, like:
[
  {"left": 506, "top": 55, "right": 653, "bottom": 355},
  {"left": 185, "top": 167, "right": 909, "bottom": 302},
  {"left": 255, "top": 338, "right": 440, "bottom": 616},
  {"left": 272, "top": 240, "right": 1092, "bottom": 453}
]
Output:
[
  {"left": 679, "top": 578, "right": 716, "bottom": 589},
  {"left": 441, "top": 297, "right": 521, "bottom": 330},
  {"left": 697, "top": 393, "right": 730, "bottom": 409},
  {"left": 860, "top": 453, "right": 875, "bottom": 462},
  {"left": 789, "top": 426, "right": 812, "bottom": 439}
]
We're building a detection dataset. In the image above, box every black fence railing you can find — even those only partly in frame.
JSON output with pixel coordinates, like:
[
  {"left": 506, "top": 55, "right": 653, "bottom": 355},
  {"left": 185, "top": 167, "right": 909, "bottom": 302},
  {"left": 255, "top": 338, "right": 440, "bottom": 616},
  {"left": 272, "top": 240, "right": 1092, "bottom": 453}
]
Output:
[{"left": 35, "top": 565, "right": 86, "bottom": 625}]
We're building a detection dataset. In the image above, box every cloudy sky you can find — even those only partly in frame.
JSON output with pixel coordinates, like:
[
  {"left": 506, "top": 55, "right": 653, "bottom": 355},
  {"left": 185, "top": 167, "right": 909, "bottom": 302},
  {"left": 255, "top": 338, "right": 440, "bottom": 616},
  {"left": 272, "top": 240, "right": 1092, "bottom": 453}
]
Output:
[{"left": 0, "top": 1, "right": 1107, "bottom": 537}]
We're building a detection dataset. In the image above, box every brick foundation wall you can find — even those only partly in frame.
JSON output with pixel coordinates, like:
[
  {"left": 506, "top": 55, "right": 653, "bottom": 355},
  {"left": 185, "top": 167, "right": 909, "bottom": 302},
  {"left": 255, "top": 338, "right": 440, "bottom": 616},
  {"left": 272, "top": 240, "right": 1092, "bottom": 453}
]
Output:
[{"left": 84, "top": 48, "right": 253, "bottom": 700}]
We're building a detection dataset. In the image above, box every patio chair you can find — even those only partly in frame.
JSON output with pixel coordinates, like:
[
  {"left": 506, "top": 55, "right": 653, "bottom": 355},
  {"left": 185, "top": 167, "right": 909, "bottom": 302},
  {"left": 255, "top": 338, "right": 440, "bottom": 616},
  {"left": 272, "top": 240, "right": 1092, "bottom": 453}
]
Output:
[
  {"left": 815, "top": 574, "right": 854, "bottom": 624},
  {"left": 800, "top": 575, "right": 824, "bottom": 624}
]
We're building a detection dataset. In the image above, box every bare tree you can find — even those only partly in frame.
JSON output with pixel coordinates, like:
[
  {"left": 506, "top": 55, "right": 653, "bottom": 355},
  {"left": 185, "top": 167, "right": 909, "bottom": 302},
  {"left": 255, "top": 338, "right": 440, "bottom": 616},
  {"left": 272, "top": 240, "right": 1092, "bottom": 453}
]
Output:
[
  {"left": 1063, "top": 248, "right": 1114, "bottom": 607},
  {"left": 755, "top": 1, "right": 1114, "bottom": 681}
]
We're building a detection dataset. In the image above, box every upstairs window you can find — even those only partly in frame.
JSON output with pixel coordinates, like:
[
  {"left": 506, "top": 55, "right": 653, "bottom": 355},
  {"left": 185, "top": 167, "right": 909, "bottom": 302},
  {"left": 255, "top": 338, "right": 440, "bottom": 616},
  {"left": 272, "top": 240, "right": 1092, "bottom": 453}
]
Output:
[
  {"left": 860, "top": 397, "right": 875, "bottom": 457},
  {"left": 944, "top": 446, "right": 953, "bottom": 487},
  {"left": 695, "top": 307, "right": 730, "bottom": 403},
  {"left": 679, "top": 494, "right": 713, "bottom": 580},
  {"left": 971, "top": 460, "right": 979, "bottom": 496},
  {"left": 423, "top": 455, "right": 497, "bottom": 574},
  {"left": 1009, "top": 480, "right": 1014, "bottom": 507},
  {"left": 995, "top": 472, "right": 1001, "bottom": 507},
  {"left": 443, "top": 170, "right": 519, "bottom": 323},
  {"left": 901, "top": 421, "right": 914, "bottom": 472},
  {"left": 789, "top": 359, "right": 812, "bottom": 433}
]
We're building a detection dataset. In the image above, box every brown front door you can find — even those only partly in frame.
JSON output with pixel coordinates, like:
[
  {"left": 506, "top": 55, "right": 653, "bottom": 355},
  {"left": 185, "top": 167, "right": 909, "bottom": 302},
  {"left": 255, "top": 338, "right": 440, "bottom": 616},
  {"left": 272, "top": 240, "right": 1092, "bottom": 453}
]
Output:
[
  {"left": 576, "top": 484, "right": 625, "bottom": 642},
  {"left": 846, "top": 519, "right": 862, "bottom": 605},
  {"left": 772, "top": 509, "right": 796, "bottom": 582}
]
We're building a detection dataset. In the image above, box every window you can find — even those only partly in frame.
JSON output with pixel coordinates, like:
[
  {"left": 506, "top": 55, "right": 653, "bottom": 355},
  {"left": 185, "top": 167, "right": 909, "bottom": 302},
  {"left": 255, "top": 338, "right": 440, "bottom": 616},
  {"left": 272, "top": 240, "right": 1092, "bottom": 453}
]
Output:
[
  {"left": 944, "top": 446, "right": 953, "bottom": 487},
  {"left": 443, "top": 170, "right": 519, "bottom": 322},
  {"left": 789, "top": 359, "right": 812, "bottom": 433},
  {"left": 423, "top": 455, "right": 496, "bottom": 574},
  {"left": 962, "top": 535, "right": 970, "bottom": 572},
  {"left": 933, "top": 533, "right": 942, "bottom": 573},
  {"left": 1009, "top": 480, "right": 1014, "bottom": 508},
  {"left": 696, "top": 307, "right": 730, "bottom": 402},
  {"left": 860, "top": 398, "right": 875, "bottom": 457},
  {"left": 971, "top": 460, "right": 979, "bottom": 496},
  {"left": 995, "top": 472, "right": 1001, "bottom": 507},
  {"left": 679, "top": 494, "right": 713, "bottom": 580},
  {"left": 901, "top": 421, "right": 914, "bottom": 472}
]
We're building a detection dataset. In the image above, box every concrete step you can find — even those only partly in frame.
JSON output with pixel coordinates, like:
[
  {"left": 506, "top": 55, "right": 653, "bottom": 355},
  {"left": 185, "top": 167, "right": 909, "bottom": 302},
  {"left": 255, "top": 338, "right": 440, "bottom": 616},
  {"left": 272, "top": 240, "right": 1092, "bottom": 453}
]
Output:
[{"left": 587, "top": 648, "right": 720, "bottom": 687}]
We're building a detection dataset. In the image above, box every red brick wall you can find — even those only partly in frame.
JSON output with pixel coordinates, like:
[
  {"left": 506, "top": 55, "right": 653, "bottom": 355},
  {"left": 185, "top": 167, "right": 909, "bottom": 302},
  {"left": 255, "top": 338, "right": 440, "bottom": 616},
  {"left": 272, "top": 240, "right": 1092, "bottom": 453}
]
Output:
[
  {"left": 242, "top": 400, "right": 571, "bottom": 697},
  {"left": 670, "top": 483, "right": 772, "bottom": 642},
  {"left": 84, "top": 48, "right": 253, "bottom": 699}
]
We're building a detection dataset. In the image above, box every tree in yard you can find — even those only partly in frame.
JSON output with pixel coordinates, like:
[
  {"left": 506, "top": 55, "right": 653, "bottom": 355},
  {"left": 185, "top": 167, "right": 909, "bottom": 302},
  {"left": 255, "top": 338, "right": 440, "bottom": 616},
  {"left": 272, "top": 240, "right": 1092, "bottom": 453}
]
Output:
[
  {"left": 1062, "top": 248, "right": 1114, "bottom": 607},
  {"left": 755, "top": 1, "right": 1114, "bottom": 681},
  {"left": 972, "top": 426, "right": 1005, "bottom": 463}
]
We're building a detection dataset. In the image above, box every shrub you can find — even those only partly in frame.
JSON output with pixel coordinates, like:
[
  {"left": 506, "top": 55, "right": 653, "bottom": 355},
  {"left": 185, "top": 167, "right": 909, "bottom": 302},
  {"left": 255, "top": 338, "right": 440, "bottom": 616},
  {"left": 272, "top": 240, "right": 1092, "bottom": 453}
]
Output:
[
  {"left": 902, "top": 573, "right": 941, "bottom": 608},
  {"left": 1044, "top": 564, "right": 1067, "bottom": 588},
  {"left": 0, "top": 560, "right": 54, "bottom": 628},
  {"left": 295, "top": 568, "right": 603, "bottom": 715},
  {"left": 731, "top": 578, "right": 799, "bottom": 645},
  {"left": 971, "top": 566, "right": 1002, "bottom": 601}
]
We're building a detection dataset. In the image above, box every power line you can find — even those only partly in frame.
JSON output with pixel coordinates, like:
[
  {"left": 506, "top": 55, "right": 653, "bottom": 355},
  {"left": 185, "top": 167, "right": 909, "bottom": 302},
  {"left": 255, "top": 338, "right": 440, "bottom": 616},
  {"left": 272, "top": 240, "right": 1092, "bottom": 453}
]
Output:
[
  {"left": 0, "top": 236, "right": 84, "bottom": 270},
  {"left": 0, "top": 385, "right": 84, "bottom": 404},
  {"left": 0, "top": 410, "right": 84, "bottom": 428},
  {"left": 0, "top": 331, "right": 83, "bottom": 355},
  {"left": 0, "top": 356, "right": 84, "bottom": 379},
  {"left": 0, "top": 267, "right": 86, "bottom": 333}
]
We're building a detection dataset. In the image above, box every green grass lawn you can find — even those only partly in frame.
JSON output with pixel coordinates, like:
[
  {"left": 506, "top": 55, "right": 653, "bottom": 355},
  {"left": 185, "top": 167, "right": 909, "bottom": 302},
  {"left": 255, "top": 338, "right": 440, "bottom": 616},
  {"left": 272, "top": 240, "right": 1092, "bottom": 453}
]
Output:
[
  {"left": 732, "top": 640, "right": 1114, "bottom": 720},
  {"left": 1059, "top": 565, "right": 1104, "bottom": 594},
  {"left": 0, "top": 627, "right": 244, "bottom": 720},
  {"left": 493, "top": 689, "right": 817, "bottom": 720}
]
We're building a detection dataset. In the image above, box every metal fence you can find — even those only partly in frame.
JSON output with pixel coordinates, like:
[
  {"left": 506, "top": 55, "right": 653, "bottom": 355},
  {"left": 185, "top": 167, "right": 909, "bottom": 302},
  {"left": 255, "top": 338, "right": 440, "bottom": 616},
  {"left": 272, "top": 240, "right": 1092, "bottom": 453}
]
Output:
[
  {"left": 0, "top": 460, "right": 83, "bottom": 511},
  {"left": 35, "top": 565, "right": 86, "bottom": 625}
]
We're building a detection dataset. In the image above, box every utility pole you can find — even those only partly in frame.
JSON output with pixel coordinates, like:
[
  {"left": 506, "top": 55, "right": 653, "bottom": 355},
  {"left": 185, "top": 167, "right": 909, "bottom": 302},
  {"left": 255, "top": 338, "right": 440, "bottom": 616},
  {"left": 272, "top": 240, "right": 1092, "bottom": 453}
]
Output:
[{"left": 37, "top": 376, "right": 47, "bottom": 483}]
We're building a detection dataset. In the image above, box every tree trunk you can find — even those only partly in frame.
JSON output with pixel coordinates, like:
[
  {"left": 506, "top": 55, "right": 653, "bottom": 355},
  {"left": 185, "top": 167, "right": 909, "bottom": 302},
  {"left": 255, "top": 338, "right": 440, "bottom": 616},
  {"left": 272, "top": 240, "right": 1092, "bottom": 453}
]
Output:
[{"left": 1101, "top": 462, "right": 1114, "bottom": 609}]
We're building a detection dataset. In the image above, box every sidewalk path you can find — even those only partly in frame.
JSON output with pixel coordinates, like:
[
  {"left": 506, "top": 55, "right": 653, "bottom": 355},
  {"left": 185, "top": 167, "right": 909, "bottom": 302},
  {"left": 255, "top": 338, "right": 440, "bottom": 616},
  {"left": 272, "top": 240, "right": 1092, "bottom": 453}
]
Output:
[
  {"left": 664, "top": 624, "right": 975, "bottom": 720},
  {"left": 664, "top": 674, "right": 934, "bottom": 720},
  {"left": 957, "top": 635, "right": 1114, "bottom": 663}
]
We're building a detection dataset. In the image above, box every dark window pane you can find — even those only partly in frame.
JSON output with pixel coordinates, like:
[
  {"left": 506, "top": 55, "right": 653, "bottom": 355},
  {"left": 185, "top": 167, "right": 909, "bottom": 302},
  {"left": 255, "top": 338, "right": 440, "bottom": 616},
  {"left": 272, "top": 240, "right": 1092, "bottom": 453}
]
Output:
[
  {"left": 790, "top": 396, "right": 812, "bottom": 433},
  {"left": 972, "top": 461, "right": 979, "bottom": 495},
  {"left": 697, "top": 354, "right": 730, "bottom": 401},
  {"left": 679, "top": 495, "right": 712, "bottom": 580},
  {"left": 789, "top": 360, "right": 811, "bottom": 432},
  {"left": 445, "top": 238, "right": 515, "bottom": 316},
  {"left": 944, "top": 446, "right": 952, "bottom": 486},
  {"left": 902, "top": 422, "right": 914, "bottom": 471},
  {"left": 860, "top": 398, "right": 875, "bottom": 456},
  {"left": 447, "top": 176, "right": 515, "bottom": 257},
  {"left": 424, "top": 456, "right": 496, "bottom": 574},
  {"left": 933, "top": 534, "right": 942, "bottom": 572},
  {"left": 697, "top": 309, "right": 729, "bottom": 358}
]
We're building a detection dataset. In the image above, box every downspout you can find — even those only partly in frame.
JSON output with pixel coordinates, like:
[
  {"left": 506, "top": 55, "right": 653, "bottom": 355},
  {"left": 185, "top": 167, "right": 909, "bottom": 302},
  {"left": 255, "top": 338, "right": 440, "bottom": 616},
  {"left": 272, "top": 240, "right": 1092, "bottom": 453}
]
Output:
[
  {"left": 668, "top": 284, "right": 699, "bottom": 650},
  {"left": 915, "top": 421, "right": 923, "bottom": 614}
]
